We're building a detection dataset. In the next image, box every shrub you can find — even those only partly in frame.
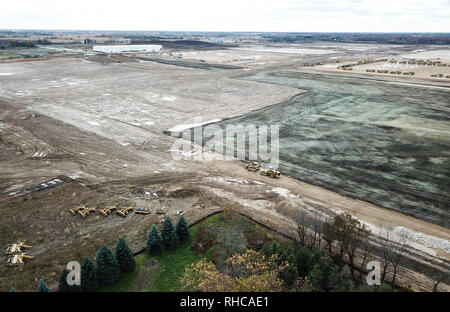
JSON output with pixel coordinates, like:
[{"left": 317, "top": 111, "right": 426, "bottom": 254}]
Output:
[{"left": 37, "top": 279, "right": 51, "bottom": 292}]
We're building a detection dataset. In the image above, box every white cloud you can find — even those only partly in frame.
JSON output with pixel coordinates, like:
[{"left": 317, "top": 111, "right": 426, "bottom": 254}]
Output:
[{"left": 0, "top": 0, "right": 449, "bottom": 32}]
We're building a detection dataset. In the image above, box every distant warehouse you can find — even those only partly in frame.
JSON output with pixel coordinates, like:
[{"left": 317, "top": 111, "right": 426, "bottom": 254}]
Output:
[{"left": 93, "top": 44, "right": 163, "bottom": 53}]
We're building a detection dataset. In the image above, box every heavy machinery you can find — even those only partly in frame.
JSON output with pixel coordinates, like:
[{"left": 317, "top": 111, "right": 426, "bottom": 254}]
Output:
[
  {"left": 7, "top": 253, "right": 34, "bottom": 265},
  {"left": 155, "top": 206, "right": 167, "bottom": 215},
  {"left": 70, "top": 205, "right": 85, "bottom": 215},
  {"left": 245, "top": 161, "right": 260, "bottom": 172},
  {"left": 260, "top": 167, "right": 281, "bottom": 178},
  {"left": 6, "top": 242, "right": 32, "bottom": 255},
  {"left": 99, "top": 204, "right": 117, "bottom": 216},
  {"left": 77, "top": 207, "right": 96, "bottom": 218},
  {"left": 134, "top": 207, "right": 150, "bottom": 214},
  {"left": 116, "top": 206, "right": 134, "bottom": 217}
]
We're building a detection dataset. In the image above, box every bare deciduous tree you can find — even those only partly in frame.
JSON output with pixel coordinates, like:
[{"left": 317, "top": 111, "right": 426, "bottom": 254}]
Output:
[
  {"left": 311, "top": 211, "right": 324, "bottom": 249},
  {"left": 387, "top": 232, "right": 408, "bottom": 286},
  {"left": 322, "top": 220, "right": 336, "bottom": 255},
  {"left": 292, "top": 210, "right": 309, "bottom": 247},
  {"left": 423, "top": 263, "right": 450, "bottom": 292},
  {"left": 217, "top": 213, "right": 248, "bottom": 258},
  {"left": 359, "top": 235, "right": 371, "bottom": 273},
  {"left": 331, "top": 213, "right": 371, "bottom": 280},
  {"left": 378, "top": 225, "right": 394, "bottom": 282}
]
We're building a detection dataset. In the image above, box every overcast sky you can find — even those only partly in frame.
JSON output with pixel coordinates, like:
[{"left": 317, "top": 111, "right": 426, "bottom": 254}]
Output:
[{"left": 1, "top": 0, "right": 449, "bottom": 32}]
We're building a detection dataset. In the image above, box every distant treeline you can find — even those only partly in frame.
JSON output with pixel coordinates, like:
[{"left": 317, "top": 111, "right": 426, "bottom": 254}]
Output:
[
  {"left": 0, "top": 39, "right": 52, "bottom": 49},
  {"left": 265, "top": 33, "right": 450, "bottom": 45}
]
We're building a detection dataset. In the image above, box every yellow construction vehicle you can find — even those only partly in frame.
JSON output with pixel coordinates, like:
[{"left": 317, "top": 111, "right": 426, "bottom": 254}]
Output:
[
  {"left": 245, "top": 161, "right": 260, "bottom": 172},
  {"left": 116, "top": 206, "right": 134, "bottom": 217},
  {"left": 77, "top": 207, "right": 96, "bottom": 218},
  {"left": 99, "top": 204, "right": 117, "bottom": 216},
  {"left": 6, "top": 242, "right": 32, "bottom": 255},
  {"left": 7, "top": 253, "right": 34, "bottom": 265},
  {"left": 155, "top": 206, "right": 167, "bottom": 215},
  {"left": 260, "top": 167, "right": 281, "bottom": 178},
  {"left": 70, "top": 205, "right": 85, "bottom": 216}
]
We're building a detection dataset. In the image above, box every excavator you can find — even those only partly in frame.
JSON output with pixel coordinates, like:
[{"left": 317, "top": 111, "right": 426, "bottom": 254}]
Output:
[
  {"left": 245, "top": 161, "right": 261, "bottom": 172},
  {"left": 6, "top": 242, "right": 32, "bottom": 255},
  {"left": 77, "top": 207, "right": 96, "bottom": 218},
  {"left": 116, "top": 205, "right": 134, "bottom": 217},
  {"left": 260, "top": 167, "right": 281, "bottom": 178},
  {"left": 7, "top": 253, "right": 34, "bottom": 265},
  {"left": 99, "top": 204, "right": 117, "bottom": 216}
]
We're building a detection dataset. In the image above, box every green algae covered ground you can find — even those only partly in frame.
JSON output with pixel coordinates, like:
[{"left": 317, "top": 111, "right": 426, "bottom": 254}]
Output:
[{"left": 204, "top": 71, "right": 450, "bottom": 227}]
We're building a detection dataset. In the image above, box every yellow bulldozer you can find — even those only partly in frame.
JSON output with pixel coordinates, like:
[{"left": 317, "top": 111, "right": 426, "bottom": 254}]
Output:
[
  {"left": 77, "top": 207, "right": 96, "bottom": 218},
  {"left": 155, "top": 206, "right": 167, "bottom": 215},
  {"left": 99, "top": 204, "right": 117, "bottom": 216},
  {"left": 7, "top": 253, "right": 34, "bottom": 265},
  {"left": 260, "top": 167, "right": 281, "bottom": 178},
  {"left": 245, "top": 161, "right": 261, "bottom": 172},
  {"left": 70, "top": 205, "right": 97, "bottom": 217},
  {"left": 70, "top": 205, "right": 85, "bottom": 216},
  {"left": 116, "top": 205, "right": 134, "bottom": 217},
  {"left": 6, "top": 242, "right": 32, "bottom": 255}
]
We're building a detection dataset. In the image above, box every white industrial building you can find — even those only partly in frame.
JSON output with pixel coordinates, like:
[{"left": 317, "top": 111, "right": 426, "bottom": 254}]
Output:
[{"left": 93, "top": 44, "right": 162, "bottom": 53}]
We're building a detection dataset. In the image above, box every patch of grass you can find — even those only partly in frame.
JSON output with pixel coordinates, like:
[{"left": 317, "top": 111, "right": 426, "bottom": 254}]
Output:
[
  {"left": 148, "top": 218, "right": 221, "bottom": 291},
  {"left": 200, "top": 213, "right": 226, "bottom": 228},
  {"left": 148, "top": 237, "right": 203, "bottom": 291}
]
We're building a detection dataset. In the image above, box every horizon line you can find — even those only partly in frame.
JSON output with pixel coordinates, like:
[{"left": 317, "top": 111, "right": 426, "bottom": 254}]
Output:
[{"left": 1, "top": 29, "right": 449, "bottom": 35}]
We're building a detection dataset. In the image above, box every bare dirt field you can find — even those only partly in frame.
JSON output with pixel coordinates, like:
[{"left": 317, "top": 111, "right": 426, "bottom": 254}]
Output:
[
  {"left": 310, "top": 47, "right": 450, "bottom": 85},
  {"left": 0, "top": 43, "right": 449, "bottom": 292}
]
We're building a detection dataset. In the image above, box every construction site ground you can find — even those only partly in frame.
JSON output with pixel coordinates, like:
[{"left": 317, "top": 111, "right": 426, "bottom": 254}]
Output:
[{"left": 0, "top": 42, "right": 449, "bottom": 291}]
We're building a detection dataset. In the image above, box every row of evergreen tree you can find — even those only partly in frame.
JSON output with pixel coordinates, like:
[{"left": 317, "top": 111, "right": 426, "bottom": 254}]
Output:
[
  {"left": 146, "top": 215, "right": 190, "bottom": 254},
  {"left": 34, "top": 216, "right": 189, "bottom": 292}
]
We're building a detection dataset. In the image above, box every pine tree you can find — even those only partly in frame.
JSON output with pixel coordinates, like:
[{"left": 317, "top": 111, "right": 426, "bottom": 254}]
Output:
[
  {"left": 58, "top": 269, "right": 70, "bottom": 292},
  {"left": 307, "top": 254, "right": 339, "bottom": 291},
  {"left": 146, "top": 224, "right": 163, "bottom": 255},
  {"left": 81, "top": 257, "right": 97, "bottom": 292},
  {"left": 37, "top": 279, "right": 51, "bottom": 292},
  {"left": 161, "top": 217, "right": 179, "bottom": 250},
  {"left": 115, "top": 237, "right": 136, "bottom": 273},
  {"left": 95, "top": 245, "right": 121, "bottom": 285},
  {"left": 58, "top": 269, "right": 81, "bottom": 292},
  {"left": 175, "top": 215, "right": 190, "bottom": 242}
]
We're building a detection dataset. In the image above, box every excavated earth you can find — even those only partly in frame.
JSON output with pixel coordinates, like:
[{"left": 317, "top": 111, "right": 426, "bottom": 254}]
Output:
[{"left": 0, "top": 45, "right": 449, "bottom": 291}]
